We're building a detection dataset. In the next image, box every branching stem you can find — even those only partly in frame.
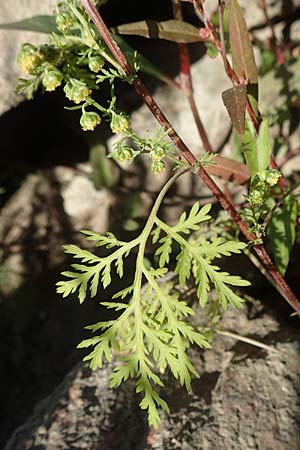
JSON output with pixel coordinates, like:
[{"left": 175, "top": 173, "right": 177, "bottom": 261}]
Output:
[
  {"left": 172, "top": 0, "right": 213, "bottom": 152},
  {"left": 79, "top": 0, "right": 300, "bottom": 315}
]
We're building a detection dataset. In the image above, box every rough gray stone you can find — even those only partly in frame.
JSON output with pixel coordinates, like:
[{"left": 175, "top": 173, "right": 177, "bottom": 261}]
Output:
[
  {"left": 204, "top": 0, "right": 300, "bottom": 29},
  {"left": 4, "top": 300, "right": 300, "bottom": 450},
  {"left": 55, "top": 165, "right": 115, "bottom": 233},
  {"left": 130, "top": 55, "right": 231, "bottom": 153},
  {"left": 0, "top": 0, "right": 55, "bottom": 115},
  {"left": 0, "top": 167, "right": 114, "bottom": 297}
]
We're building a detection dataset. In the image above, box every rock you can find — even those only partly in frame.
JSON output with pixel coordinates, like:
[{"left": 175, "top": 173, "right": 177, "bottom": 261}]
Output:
[
  {"left": 0, "top": 0, "right": 56, "bottom": 116},
  {"left": 129, "top": 55, "right": 231, "bottom": 154},
  {"left": 0, "top": 171, "right": 68, "bottom": 297},
  {"left": 204, "top": 0, "right": 300, "bottom": 29},
  {"left": 55, "top": 165, "right": 115, "bottom": 233},
  {"left": 4, "top": 300, "right": 300, "bottom": 450},
  {"left": 0, "top": 167, "right": 116, "bottom": 445},
  {"left": 0, "top": 166, "right": 114, "bottom": 298}
]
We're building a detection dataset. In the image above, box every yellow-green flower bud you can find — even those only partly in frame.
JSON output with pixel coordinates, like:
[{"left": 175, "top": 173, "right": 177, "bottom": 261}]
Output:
[
  {"left": 82, "top": 28, "right": 97, "bottom": 48},
  {"left": 249, "top": 189, "right": 264, "bottom": 206},
  {"left": 265, "top": 169, "right": 281, "bottom": 186},
  {"left": 80, "top": 111, "right": 101, "bottom": 131},
  {"left": 42, "top": 65, "right": 63, "bottom": 92},
  {"left": 88, "top": 55, "right": 104, "bottom": 73},
  {"left": 110, "top": 114, "right": 130, "bottom": 134},
  {"left": 17, "top": 43, "right": 44, "bottom": 75},
  {"left": 56, "top": 11, "right": 74, "bottom": 32},
  {"left": 115, "top": 147, "right": 134, "bottom": 163},
  {"left": 150, "top": 145, "right": 165, "bottom": 161},
  {"left": 151, "top": 160, "right": 166, "bottom": 174},
  {"left": 257, "top": 171, "right": 266, "bottom": 183},
  {"left": 64, "top": 78, "right": 91, "bottom": 104}
]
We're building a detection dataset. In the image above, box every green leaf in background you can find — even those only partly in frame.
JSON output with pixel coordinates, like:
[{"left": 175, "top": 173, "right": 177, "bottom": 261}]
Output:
[
  {"left": 114, "top": 19, "right": 201, "bottom": 43},
  {"left": 113, "top": 34, "right": 169, "bottom": 83},
  {"left": 222, "top": 85, "right": 247, "bottom": 135},
  {"left": 204, "top": 41, "right": 219, "bottom": 58},
  {"left": 259, "top": 47, "right": 277, "bottom": 76},
  {"left": 231, "top": 130, "right": 245, "bottom": 163},
  {"left": 0, "top": 15, "right": 58, "bottom": 33},
  {"left": 242, "top": 118, "right": 271, "bottom": 175},
  {"left": 211, "top": 5, "right": 230, "bottom": 33},
  {"left": 90, "top": 145, "right": 117, "bottom": 190},
  {"left": 122, "top": 192, "right": 144, "bottom": 231},
  {"left": 267, "top": 195, "right": 298, "bottom": 275}
]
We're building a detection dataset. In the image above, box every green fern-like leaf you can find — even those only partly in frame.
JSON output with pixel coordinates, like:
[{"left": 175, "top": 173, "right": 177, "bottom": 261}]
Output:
[
  {"left": 174, "top": 202, "right": 211, "bottom": 234},
  {"left": 81, "top": 230, "right": 124, "bottom": 249},
  {"left": 57, "top": 194, "right": 250, "bottom": 426},
  {"left": 155, "top": 234, "right": 173, "bottom": 267},
  {"left": 155, "top": 212, "right": 250, "bottom": 310},
  {"left": 195, "top": 236, "right": 247, "bottom": 259},
  {"left": 176, "top": 246, "right": 192, "bottom": 287}
]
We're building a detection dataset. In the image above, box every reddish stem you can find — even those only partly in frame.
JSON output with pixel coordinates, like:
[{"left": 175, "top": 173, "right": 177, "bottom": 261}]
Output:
[
  {"left": 202, "top": 2, "right": 284, "bottom": 186},
  {"left": 218, "top": 0, "right": 229, "bottom": 75},
  {"left": 172, "top": 0, "right": 213, "bottom": 152},
  {"left": 80, "top": 0, "right": 300, "bottom": 315}
]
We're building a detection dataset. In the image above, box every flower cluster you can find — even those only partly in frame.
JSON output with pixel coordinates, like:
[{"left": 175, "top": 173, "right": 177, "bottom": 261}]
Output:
[
  {"left": 248, "top": 169, "right": 281, "bottom": 207},
  {"left": 150, "top": 145, "right": 166, "bottom": 174},
  {"left": 16, "top": 0, "right": 173, "bottom": 174},
  {"left": 110, "top": 113, "right": 130, "bottom": 134},
  {"left": 56, "top": 11, "right": 75, "bottom": 32},
  {"left": 80, "top": 111, "right": 101, "bottom": 131},
  {"left": 243, "top": 169, "right": 282, "bottom": 237},
  {"left": 42, "top": 65, "right": 64, "bottom": 91},
  {"left": 17, "top": 44, "right": 44, "bottom": 75},
  {"left": 64, "top": 78, "right": 91, "bottom": 104}
]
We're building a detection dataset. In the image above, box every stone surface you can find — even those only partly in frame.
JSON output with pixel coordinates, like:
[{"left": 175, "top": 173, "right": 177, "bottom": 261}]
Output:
[
  {"left": 0, "top": 167, "right": 114, "bottom": 297},
  {"left": 0, "top": 167, "right": 116, "bottom": 445},
  {"left": 4, "top": 300, "right": 300, "bottom": 450},
  {"left": 130, "top": 55, "right": 231, "bottom": 154},
  {"left": 55, "top": 165, "right": 114, "bottom": 233},
  {"left": 204, "top": 0, "right": 300, "bottom": 27},
  {"left": 0, "top": 0, "right": 55, "bottom": 115}
]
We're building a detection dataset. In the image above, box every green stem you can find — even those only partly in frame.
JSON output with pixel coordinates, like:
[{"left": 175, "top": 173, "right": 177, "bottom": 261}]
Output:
[
  {"left": 130, "top": 170, "right": 188, "bottom": 353},
  {"left": 87, "top": 97, "right": 107, "bottom": 114},
  {"left": 140, "top": 169, "right": 189, "bottom": 241},
  {"left": 68, "top": 1, "right": 122, "bottom": 71}
]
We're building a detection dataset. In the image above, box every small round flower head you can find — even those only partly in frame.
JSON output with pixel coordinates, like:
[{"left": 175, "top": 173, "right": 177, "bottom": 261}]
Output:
[
  {"left": 64, "top": 78, "right": 91, "bottom": 104},
  {"left": 115, "top": 147, "right": 134, "bottom": 163},
  {"left": 265, "top": 169, "right": 281, "bottom": 186},
  {"left": 42, "top": 65, "right": 63, "bottom": 92},
  {"left": 249, "top": 189, "right": 264, "bottom": 206},
  {"left": 80, "top": 111, "right": 101, "bottom": 131},
  {"left": 82, "top": 28, "right": 97, "bottom": 48},
  {"left": 56, "top": 11, "right": 75, "bottom": 32},
  {"left": 88, "top": 55, "right": 104, "bottom": 73},
  {"left": 150, "top": 145, "right": 166, "bottom": 161},
  {"left": 151, "top": 160, "right": 166, "bottom": 174},
  {"left": 110, "top": 113, "right": 130, "bottom": 134},
  {"left": 17, "top": 43, "right": 44, "bottom": 75}
]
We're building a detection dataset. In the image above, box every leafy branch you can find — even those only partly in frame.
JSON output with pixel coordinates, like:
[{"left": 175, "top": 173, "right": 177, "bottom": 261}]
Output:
[
  {"left": 57, "top": 170, "right": 250, "bottom": 426},
  {"left": 79, "top": 0, "right": 300, "bottom": 315}
]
